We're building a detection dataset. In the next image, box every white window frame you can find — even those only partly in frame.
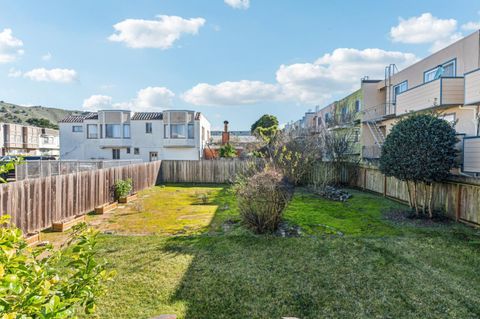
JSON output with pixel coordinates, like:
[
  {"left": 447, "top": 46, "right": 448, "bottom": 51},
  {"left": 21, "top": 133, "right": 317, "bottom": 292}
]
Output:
[
  {"left": 424, "top": 59, "right": 456, "bottom": 83},
  {"left": 72, "top": 125, "right": 83, "bottom": 133},
  {"left": 393, "top": 81, "right": 408, "bottom": 103}
]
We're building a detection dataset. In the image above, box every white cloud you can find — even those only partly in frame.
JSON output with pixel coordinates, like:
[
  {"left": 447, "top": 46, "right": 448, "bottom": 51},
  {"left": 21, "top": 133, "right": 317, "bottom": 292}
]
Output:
[
  {"left": 224, "top": 0, "right": 250, "bottom": 10},
  {"left": 82, "top": 86, "right": 175, "bottom": 112},
  {"left": 0, "top": 28, "right": 24, "bottom": 63},
  {"left": 183, "top": 80, "right": 280, "bottom": 106},
  {"left": 7, "top": 67, "right": 22, "bottom": 78},
  {"left": 390, "top": 13, "right": 462, "bottom": 52},
  {"left": 41, "top": 52, "right": 52, "bottom": 61},
  {"left": 462, "top": 21, "right": 480, "bottom": 31},
  {"left": 276, "top": 48, "right": 418, "bottom": 104},
  {"left": 23, "top": 68, "right": 77, "bottom": 83},
  {"left": 82, "top": 95, "right": 113, "bottom": 111},
  {"left": 108, "top": 15, "right": 206, "bottom": 49},
  {"left": 183, "top": 48, "right": 417, "bottom": 107}
]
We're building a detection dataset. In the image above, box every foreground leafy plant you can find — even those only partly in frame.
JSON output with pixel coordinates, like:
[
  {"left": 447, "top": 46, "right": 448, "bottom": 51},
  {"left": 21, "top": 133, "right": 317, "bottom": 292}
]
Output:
[{"left": 0, "top": 215, "right": 115, "bottom": 318}]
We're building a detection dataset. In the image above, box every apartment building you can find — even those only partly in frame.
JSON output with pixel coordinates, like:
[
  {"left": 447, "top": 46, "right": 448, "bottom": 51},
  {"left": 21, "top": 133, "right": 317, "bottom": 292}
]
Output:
[
  {"left": 0, "top": 123, "right": 59, "bottom": 156},
  {"left": 59, "top": 110, "right": 211, "bottom": 161},
  {"left": 362, "top": 30, "right": 480, "bottom": 163}
]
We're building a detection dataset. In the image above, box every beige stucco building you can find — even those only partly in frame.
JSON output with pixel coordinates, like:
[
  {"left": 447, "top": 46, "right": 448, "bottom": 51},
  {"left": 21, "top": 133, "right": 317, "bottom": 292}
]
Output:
[{"left": 361, "top": 30, "right": 480, "bottom": 169}]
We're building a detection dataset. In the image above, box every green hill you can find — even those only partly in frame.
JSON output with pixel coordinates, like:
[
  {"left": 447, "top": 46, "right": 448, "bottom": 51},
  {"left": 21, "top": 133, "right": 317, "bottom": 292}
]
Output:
[{"left": 0, "top": 101, "right": 83, "bottom": 129}]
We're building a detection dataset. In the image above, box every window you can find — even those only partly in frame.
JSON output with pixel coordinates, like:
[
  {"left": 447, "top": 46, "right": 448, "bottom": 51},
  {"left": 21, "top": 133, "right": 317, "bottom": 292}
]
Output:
[
  {"left": 164, "top": 124, "right": 168, "bottom": 138},
  {"left": 355, "top": 100, "right": 361, "bottom": 112},
  {"left": 123, "top": 124, "right": 131, "bottom": 138},
  {"left": 105, "top": 124, "right": 121, "bottom": 138},
  {"left": 170, "top": 124, "right": 186, "bottom": 139},
  {"left": 440, "top": 113, "right": 456, "bottom": 126},
  {"left": 134, "top": 148, "right": 140, "bottom": 155},
  {"left": 146, "top": 122, "right": 152, "bottom": 134},
  {"left": 126, "top": 147, "right": 130, "bottom": 154},
  {"left": 393, "top": 81, "right": 408, "bottom": 103},
  {"left": 43, "top": 137, "right": 49, "bottom": 143},
  {"left": 72, "top": 125, "right": 83, "bottom": 133},
  {"left": 112, "top": 149, "right": 120, "bottom": 160},
  {"left": 87, "top": 124, "right": 98, "bottom": 139},
  {"left": 188, "top": 124, "right": 194, "bottom": 139},
  {"left": 424, "top": 60, "right": 456, "bottom": 83},
  {"left": 202, "top": 126, "right": 205, "bottom": 141}
]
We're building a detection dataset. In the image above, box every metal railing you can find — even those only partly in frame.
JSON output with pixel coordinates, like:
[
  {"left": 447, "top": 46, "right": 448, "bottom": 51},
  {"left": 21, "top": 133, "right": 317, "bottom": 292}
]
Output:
[
  {"left": 15, "top": 159, "right": 143, "bottom": 180},
  {"left": 362, "top": 145, "right": 382, "bottom": 159}
]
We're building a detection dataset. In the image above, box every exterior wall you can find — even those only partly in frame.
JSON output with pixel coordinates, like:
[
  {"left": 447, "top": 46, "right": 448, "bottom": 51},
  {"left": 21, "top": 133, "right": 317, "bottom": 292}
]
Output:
[
  {"left": 378, "top": 30, "right": 480, "bottom": 92},
  {"left": 464, "top": 68, "right": 480, "bottom": 105}
]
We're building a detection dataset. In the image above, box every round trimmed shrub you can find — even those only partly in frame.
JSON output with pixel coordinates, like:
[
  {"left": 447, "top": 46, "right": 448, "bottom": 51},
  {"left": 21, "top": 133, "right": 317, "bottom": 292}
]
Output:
[{"left": 236, "top": 169, "right": 293, "bottom": 234}]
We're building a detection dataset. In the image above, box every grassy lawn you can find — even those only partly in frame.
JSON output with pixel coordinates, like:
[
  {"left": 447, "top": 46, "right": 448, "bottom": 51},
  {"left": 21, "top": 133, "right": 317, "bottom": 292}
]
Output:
[{"left": 78, "top": 185, "right": 480, "bottom": 319}]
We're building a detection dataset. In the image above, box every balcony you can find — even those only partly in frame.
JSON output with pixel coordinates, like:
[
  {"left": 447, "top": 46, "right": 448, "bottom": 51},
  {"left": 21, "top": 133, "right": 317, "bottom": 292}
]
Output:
[
  {"left": 163, "top": 138, "right": 196, "bottom": 148},
  {"left": 464, "top": 69, "right": 480, "bottom": 105},
  {"left": 396, "top": 77, "right": 464, "bottom": 115},
  {"left": 362, "top": 103, "right": 395, "bottom": 122}
]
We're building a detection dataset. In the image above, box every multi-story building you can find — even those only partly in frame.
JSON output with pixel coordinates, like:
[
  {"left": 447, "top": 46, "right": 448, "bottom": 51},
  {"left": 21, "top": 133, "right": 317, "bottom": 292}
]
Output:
[
  {"left": 0, "top": 123, "right": 59, "bottom": 156},
  {"left": 59, "top": 109, "right": 211, "bottom": 161},
  {"left": 361, "top": 30, "right": 480, "bottom": 162}
]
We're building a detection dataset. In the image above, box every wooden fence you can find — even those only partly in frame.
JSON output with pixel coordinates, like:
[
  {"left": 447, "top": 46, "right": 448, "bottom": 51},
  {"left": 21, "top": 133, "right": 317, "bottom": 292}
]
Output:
[
  {"left": 159, "top": 159, "right": 264, "bottom": 183},
  {"left": 307, "top": 162, "right": 480, "bottom": 226},
  {"left": 0, "top": 161, "right": 161, "bottom": 233}
]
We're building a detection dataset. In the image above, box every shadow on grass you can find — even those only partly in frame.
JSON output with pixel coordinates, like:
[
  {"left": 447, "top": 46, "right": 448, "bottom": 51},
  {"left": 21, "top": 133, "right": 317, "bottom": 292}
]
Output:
[{"left": 156, "top": 186, "right": 480, "bottom": 319}]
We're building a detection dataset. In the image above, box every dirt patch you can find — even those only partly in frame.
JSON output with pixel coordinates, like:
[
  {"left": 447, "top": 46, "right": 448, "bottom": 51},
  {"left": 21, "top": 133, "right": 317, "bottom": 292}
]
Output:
[{"left": 384, "top": 209, "right": 452, "bottom": 228}]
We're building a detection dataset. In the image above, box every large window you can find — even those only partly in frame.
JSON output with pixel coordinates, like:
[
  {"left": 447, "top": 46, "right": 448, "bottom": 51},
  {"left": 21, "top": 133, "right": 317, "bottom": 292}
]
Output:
[
  {"left": 72, "top": 125, "right": 83, "bottom": 133},
  {"left": 87, "top": 124, "right": 98, "bottom": 139},
  {"left": 355, "top": 100, "right": 361, "bottom": 112},
  {"left": 123, "top": 124, "right": 131, "bottom": 138},
  {"left": 393, "top": 81, "right": 408, "bottom": 103},
  {"left": 424, "top": 60, "right": 456, "bottom": 83},
  {"left": 105, "top": 124, "right": 121, "bottom": 138},
  {"left": 170, "top": 124, "right": 186, "bottom": 139}
]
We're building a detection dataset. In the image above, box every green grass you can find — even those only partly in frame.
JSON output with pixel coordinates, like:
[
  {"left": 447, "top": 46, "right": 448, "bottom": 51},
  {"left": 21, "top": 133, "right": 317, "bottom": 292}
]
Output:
[{"left": 82, "top": 185, "right": 480, "bottom": 319}]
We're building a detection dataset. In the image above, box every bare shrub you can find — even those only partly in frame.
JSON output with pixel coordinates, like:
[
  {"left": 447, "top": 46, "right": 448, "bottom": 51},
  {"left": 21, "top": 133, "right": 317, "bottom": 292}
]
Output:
[{"left": 235, "top": 169, "right": 293, "bottom": 234}]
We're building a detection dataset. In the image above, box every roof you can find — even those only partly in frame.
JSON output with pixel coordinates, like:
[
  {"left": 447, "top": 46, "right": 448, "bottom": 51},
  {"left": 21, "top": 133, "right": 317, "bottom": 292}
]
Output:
[
  {"left": 59, "top": 113, "right": 97, "bottom": 123},
  {"left": 131, "top": 112, "right": 163, "bottom": 120}
]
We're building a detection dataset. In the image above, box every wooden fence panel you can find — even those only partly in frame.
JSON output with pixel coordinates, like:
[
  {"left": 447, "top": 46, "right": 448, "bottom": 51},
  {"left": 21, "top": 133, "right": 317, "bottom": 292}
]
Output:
[
  {"left": 0, "top": 161, "right": 161, "bottom": 233},
  {"left": 159, "top": 159, "right": 263, "bottom": 184}
]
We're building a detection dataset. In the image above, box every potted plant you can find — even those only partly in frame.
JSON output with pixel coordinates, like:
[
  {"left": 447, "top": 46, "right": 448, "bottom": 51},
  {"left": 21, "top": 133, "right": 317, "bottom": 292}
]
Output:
[{"left": 115, "top": 178, "right": 136, "bottom": 203}]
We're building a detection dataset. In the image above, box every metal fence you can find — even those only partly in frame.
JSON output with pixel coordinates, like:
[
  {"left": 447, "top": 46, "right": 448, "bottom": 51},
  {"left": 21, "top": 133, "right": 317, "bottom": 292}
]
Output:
[{"left": 15, "top": 159, "right": 143, "bottom": 180}]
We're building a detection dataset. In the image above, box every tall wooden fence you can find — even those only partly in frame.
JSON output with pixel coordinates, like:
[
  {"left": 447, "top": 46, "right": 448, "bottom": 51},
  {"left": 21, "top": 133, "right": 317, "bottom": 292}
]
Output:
[
  {"left": 159, "top": 159, "right": 264, "bottom": 183},
  {"left": 307, "top": 162, "right": 480, "bottom": 226},
  {"left": 0, "top": 161, "right": 161, "bottom": 233}
]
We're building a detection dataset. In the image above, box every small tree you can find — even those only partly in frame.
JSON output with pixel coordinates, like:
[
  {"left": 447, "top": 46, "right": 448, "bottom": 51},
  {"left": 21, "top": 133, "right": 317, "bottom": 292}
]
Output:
[
  {"left": 219, "top": 143, "right": 237, "bottom": 158},
  {"left": 251, "top": 114, "right": 279, "bottom": 133},
  {"left": 235, "top": 169, "right": 293, "bottom": 233},
  {"left": 380, "top": 113, "right": 457, "bottom": 217}
]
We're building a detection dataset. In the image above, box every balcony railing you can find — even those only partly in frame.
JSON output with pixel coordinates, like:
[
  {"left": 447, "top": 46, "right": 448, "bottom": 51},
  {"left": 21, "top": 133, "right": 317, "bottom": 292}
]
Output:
[
  {"left": 362, "top": 145, "right": 382, "bottom": 159},
  {"left": 396, "top": 77, "right": 464, "bottom": 115},
  {"left": 163, "top": 138, "right": 196, "bottom": 148},
  {"left": 362, "top": 103, "right": 395, "bottom": 122}
]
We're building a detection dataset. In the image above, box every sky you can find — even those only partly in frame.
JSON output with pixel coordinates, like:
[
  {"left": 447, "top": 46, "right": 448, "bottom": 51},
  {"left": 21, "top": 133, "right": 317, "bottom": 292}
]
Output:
[{"left": 1, "top": 0, "right": 480, "bottom": 130}]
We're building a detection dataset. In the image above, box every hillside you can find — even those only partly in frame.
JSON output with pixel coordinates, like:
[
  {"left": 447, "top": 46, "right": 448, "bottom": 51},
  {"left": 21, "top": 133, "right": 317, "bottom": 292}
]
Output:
[{"left": 0, "top": 101, "right": 83, "bottom": 129}]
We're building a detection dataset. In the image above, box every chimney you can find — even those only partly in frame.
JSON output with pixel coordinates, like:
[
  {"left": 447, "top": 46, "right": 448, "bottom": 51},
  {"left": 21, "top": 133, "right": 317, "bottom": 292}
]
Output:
[{"left": 221, "top": 120, "right": 230, "bottom": 145}]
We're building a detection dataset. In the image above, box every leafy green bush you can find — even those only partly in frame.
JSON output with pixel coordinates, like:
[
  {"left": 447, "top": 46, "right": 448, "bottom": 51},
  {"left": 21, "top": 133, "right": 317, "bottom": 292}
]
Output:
[
  {"left": 380, "top": 113, "right": 457, "bottom": 217},
  {"left": 114, "top": 178, "right": 133, "bottom": 199},
  {"left": 0, "top": 215, "right": 114, "bottom": 318},
  {"left": 219, "top": 143, "right": 237, "bottom": 158},
  {"left": 235, "top": 169, "right": 293, "bottom": 233}
]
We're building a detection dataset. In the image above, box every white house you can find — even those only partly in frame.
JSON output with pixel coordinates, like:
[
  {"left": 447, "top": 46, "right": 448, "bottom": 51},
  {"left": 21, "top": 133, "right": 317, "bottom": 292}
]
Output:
[{"left": 59, "top": 110, "right": 211, "bottom": 161}]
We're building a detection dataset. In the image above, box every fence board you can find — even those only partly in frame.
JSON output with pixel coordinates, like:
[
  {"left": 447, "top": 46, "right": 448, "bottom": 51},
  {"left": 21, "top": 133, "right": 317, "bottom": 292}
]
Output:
[{"left": 0, "top": 161, "right": 161, "bottom": 233}]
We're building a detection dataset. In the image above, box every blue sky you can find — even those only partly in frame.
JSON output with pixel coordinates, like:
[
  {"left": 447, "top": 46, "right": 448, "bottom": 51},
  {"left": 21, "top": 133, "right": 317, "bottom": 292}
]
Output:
[{"left": 1, "top": 0, "right": 480, "bottom": 130}]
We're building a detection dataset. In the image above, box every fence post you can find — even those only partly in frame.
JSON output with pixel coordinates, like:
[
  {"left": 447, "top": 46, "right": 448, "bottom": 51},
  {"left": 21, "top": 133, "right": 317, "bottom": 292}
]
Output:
[
  {"left": 383, "top": 175, "right": 387, "bottom": 197},
  {"left": 456, "top": 184, "right": 462, "bottom": 221}
]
